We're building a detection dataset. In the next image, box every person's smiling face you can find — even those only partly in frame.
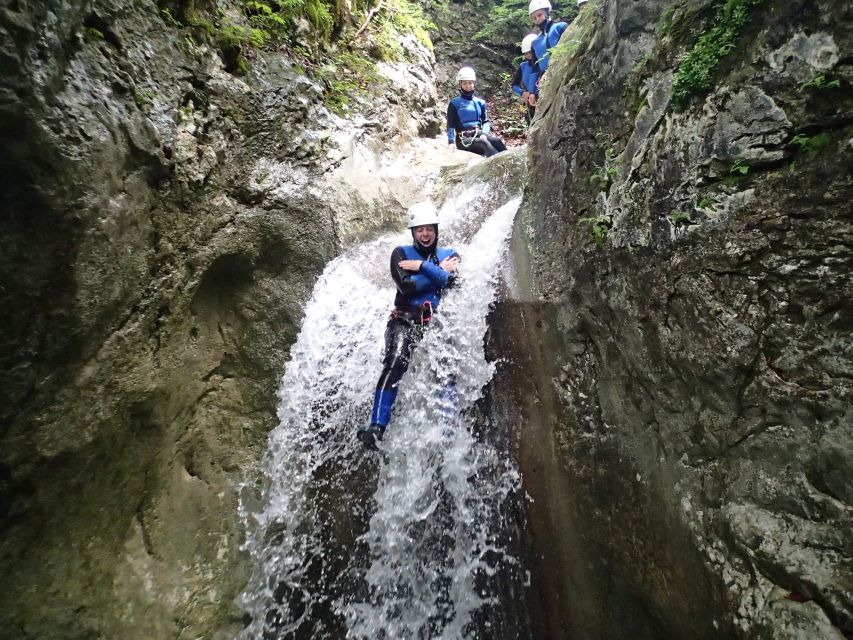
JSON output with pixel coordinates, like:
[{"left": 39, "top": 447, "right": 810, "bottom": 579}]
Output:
[
  {"left": 413, "top": 225, "right": 437, "bottom": 247},
  {"left": 459, "top": 80, "right": 475, "bottom": 92}
]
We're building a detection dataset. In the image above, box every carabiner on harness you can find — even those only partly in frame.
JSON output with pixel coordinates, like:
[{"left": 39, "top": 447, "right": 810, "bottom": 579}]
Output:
[
  {"left": 458, "top": 127, "right": 481, "bottom": 149},
  {"left": 419, "top": 301, "right": 433, "bottom": 324}
]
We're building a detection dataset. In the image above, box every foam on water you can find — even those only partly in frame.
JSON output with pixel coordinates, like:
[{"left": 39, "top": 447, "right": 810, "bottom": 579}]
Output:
[{"left": 238, "top": 188, "right": 523, "bottom": 640}]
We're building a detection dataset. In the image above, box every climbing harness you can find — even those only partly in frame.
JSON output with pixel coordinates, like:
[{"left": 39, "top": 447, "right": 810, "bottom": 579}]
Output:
[
  {"left": 458, "top": 128, "right": 482, "bottom": 149},
  {"left": 391, "top": 301, "right": 433, "bottom": 327}
]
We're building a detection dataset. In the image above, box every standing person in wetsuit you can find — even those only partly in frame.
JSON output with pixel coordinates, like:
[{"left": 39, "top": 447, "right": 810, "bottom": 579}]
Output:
[
  {"left": 529, "top": 0, "right": 568, "bottom": 72},
  {"left": 511, "top": 34, "right": 542, "bottom": 124},
  {"left": 357, "top": 202, "right": 460, "bottom": 449},
  {"left": 446, "top": 67, "right": 508, "bottom": 158}
]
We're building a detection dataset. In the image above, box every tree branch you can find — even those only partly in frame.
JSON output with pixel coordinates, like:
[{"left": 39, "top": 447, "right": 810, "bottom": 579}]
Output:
[{"left": 353, "top": 0, "right": 385, "bottom": 39}]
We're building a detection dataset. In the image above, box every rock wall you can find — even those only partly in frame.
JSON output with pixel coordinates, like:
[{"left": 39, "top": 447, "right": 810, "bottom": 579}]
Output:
[
  {"left": 519, "top": 0, "right": 851, "bottom": 637},
  {"left": 0, "top": 0, "right": 445, "bottom": 637}
]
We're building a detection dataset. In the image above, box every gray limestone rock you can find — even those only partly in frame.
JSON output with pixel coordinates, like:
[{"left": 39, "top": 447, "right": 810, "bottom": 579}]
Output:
[
  {"left": 516, "top": 0, "right": 852, "bottom": 637},
  {"left": 0, "top": 0, "right": 450, "bottom": 637}
]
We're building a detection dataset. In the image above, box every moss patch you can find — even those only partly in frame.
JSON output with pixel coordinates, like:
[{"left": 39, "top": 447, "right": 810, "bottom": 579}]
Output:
[{"left": 670, "top": 0, "right": 765, "bottom": 109}]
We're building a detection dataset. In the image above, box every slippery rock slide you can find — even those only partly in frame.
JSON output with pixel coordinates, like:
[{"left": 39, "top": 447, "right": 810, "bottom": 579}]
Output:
[{"left": 237, "top": 152, "right": 535, "bottom": 639}]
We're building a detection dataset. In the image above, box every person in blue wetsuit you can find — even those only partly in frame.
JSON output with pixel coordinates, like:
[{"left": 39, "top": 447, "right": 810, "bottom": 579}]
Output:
[
  {"left": 529, "top": 0, "right": 568, "bottom": 72},
  {"left": 357, "top": 202, "right": 460, "bottom": 449},
  {"left": 511, "top": 34, "right": 542, "bottom": 124},
  {"left": 446, "top": 66, "right": 507, "bottom": 158}
]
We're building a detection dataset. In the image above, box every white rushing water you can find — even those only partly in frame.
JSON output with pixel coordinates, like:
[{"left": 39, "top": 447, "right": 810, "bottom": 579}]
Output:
[{"left": 238, "top": 185, "right": 524, "bottom": 640}]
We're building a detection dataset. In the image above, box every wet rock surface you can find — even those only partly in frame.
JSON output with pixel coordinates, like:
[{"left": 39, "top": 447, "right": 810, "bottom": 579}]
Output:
[
  {"left": 519, "top": 0, "right": 852, "bottom": 638},
  {"left": 0, "top": 0, "right": 462, "bottom": 637}
]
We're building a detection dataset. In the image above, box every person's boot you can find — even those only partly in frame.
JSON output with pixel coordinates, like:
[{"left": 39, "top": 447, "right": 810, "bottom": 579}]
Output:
[{"left": 356, "top": 424, "right": 385, "bottom": 450}]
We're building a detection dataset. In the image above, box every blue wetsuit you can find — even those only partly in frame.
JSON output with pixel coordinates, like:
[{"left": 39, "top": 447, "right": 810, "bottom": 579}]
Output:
[
  {"left": 532, "top": 18, "right": 568, "bottom": 71},
  {"left": 369, "top": 239, "right": 459, "bottom": 431},
  {"left": 446, "top": 90, "right": 507, "bottom": 157},
  {"left": 511, "top": 59, "right": 542, "bottom": 123},
  {"left": 512, "top": 60, "right": 541, "bottom": 97}
]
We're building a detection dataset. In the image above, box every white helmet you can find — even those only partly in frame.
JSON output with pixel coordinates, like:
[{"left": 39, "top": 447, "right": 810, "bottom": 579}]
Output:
[
  {"left": 528, "top": 0, "right": 551, "bottom": 14},
  {"left": 577, "top": 0, "right": 588, "bottom": 5},
  {"left": 521, "top": 33, "right": 537, "bottom": 53},
  {"left": 456, "top": 66, "right": 476, "bottom": 83},
  {"left": 406, "top": 202, "right": 439, "bottom": 228}
]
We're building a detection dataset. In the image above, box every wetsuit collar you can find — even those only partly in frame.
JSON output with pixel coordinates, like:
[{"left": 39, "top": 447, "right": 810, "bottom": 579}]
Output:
[
  {"left": 459, "top": 89, "right": 475, "bottom": 100},
  {"left": 413, "top": 241, "right": 438, "bottom": 260},
  {"left": 539, "top": 18, "right": 552, "bottom": 34}
]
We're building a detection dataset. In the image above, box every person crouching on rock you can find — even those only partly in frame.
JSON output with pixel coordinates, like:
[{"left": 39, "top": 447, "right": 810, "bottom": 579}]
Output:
[
  {"left": 511, "top": 34, "right": 542, "bottom": 125},
  {"left": 446, "top": 66, "right": 508, "bottom": 158},
  {"left": 356, "top": 202, "right": 460, "bottom": 450}
]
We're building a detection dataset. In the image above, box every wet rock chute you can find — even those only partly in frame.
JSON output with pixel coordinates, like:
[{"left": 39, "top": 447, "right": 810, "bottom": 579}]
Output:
[{"left": 238, "top": 152, "right": 530, "bottom": 639}]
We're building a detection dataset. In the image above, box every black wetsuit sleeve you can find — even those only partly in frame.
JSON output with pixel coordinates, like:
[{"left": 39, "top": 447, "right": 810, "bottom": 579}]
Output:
[
  {"left": 446, "top": 101, "right": 461, "bottom": 131},
  {"left": 390, "top": 246, "right": 418, "bottom": 296},
  {"left": 511, "top": 66, "right": 524, "bottom": 95}
]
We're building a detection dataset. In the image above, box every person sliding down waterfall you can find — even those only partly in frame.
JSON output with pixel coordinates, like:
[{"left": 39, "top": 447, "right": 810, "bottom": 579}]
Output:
[
  {"left": 357, "top": 202, "right": 460, "bottom": 450},
  {"left": 446, "top": 67, "right": 507, "bottom": 157},
  {"left": 529, "top": 0, "right": 568, "bottom": 72}
]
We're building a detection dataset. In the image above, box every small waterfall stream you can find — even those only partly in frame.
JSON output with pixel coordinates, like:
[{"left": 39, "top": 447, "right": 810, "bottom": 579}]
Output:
[{"left": 238, "top": 162, "right": 529, "bottom": 639}]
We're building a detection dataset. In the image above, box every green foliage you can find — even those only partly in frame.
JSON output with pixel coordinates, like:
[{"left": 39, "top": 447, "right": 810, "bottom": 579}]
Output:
[
  {"left": 316, "top": 51, "right": 380, "bottom": 114},
  {"left": 246, "top": 1, "right": 288, "bottom": 30},
  {"left": 241, "top": 0, "right": 335, "bottom": 40},
  {"left": 157, "top": 0, "right": 431, "bottom": 100},
  {"left": 590, "top": 146, "right": 618, "bottom": 191},
  {"left": 474, "top": 0, "right": 531, "bottom": 44},
  {"left": 371, "top": 0, "right": 434, "bottom": 61},
  {"left": 657, "top": 4, "right": 679, "bottom": 38},
  {"left": 729, "top": 159, "right": 749, "bottom": 175},
  {"left": 722, "top": 161, "right": 750, "bottom": 187},
  {"left": 799, "top": 73, "right": 841, "bottom": 92},
  {"left": 160, "top": 7, "right": 183, "bottom": 28},
  {"left": 670, "top": 0, "right": 764, "bottom": 109},
  {"left": 475, "top": 0, "right": 578, "bottom": 45},
  {"left": 669, "top": 210, "right": 691, "bottom": 227},
  {"left": 624, "top": 52, "right": 654, "bottom": 116},
  {"left": 83, "top": 27, "right": 105, "bottom": 42},
  {"left": 790, "top": 132, "right": 831, "bottom": 155},
  {"left": 133, "top": 87, "right": 156, "bottom": 108},
  {"left": 698, "top": 195, "right": 715, "bottom": 209},
  {"left": 545, "top": 2, "right": 595, "bottom": 71},
  {"left": 387, "top": 0, "right": 434, "bottom": 51},
  {"left": 579, "top": 214, "right": 612, "bottom": 246}
]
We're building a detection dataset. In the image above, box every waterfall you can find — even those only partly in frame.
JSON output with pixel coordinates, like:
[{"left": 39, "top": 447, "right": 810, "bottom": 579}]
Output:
[{"left": 238, "top": 178, "right": 526, "bottom": 639}]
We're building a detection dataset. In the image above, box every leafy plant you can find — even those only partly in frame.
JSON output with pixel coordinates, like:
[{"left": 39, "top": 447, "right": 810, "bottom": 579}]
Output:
[
  {"left": 246, "top": 1, "right": 288, "bottom": 30},
  {"left": 473, "top": 0, "right": 526, "bottom": 42},
  {"left": 133, "top": 87, "right": 156, "bottom": 108},
  {"left": 160, "top": 7, "right": 183, "bottom": 28},
  {"left": 590, "top": 146, "right": 619, "bottom": 191},
  {"left": 316, "top": 51, "right": 381, "bottom": 114},
  {"left": 83, "top": 27, "right": 105, "bottom": 42},
  {"left": 669, "top": 210, "right": 691, "bottom": 228},
  {"left": 790, "top": 132, "right": 831, "bottom": 155},
  {"left": 698, "top": 195, "right": 715, "bottom": 209},
  {"left": 799, "top": 73, "right": 841, "bottom": 92},
  {"left": 729, "top": 159, "right": 749, "bottom": 175},
  {"left": 546, "top": 4, "right": 596, "bottom": 70},
  {"left": 671, "top": 0, "right": 765, "bottom": 109},
  {"left": 579, "top": 214, "right": 612, "bottom": 246}
]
